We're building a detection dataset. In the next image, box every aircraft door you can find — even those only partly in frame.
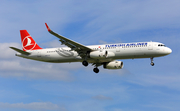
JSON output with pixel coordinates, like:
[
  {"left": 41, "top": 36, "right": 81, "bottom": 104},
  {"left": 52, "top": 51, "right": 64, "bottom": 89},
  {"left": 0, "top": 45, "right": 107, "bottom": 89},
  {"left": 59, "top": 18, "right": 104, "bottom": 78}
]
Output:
[
  {"left": 148, "top": 42, "right": 153, "bottom": 50},
  {"left": 116, "top": 47, "right": 120, "bottom": 52}
]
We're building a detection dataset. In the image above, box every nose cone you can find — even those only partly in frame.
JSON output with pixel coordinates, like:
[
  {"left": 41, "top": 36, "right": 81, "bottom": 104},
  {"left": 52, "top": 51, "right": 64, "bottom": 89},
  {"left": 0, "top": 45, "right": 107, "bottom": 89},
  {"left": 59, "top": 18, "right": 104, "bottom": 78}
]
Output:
[{"left": 166, "top": 47, "right": 172, "bottom": 54}]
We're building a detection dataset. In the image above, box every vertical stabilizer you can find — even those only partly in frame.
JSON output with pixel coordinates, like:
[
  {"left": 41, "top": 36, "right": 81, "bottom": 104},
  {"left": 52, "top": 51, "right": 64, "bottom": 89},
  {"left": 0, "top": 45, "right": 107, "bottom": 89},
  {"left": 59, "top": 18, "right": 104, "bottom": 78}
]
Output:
[{"left": 20, "top": 30, "right": 42, "bottom": 51}]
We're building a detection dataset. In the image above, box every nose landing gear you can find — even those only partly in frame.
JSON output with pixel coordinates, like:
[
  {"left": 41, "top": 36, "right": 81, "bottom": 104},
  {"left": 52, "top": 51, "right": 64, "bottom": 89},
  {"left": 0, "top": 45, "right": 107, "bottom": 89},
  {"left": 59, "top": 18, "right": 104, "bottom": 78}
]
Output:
[
  {"left": 150, "top": 57, "right": 154, "bottom": 66},
  {"left": 151, "top": 62, "right": 154, "bottom": 66}
]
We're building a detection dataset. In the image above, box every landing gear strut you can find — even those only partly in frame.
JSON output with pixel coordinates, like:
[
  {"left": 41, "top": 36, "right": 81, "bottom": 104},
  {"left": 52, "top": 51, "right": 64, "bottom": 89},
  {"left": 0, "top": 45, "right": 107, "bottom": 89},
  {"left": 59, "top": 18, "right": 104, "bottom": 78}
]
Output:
[
  {"left": 93, "top": 67, "right": 99, "bottom": 73},
  {"left": 82, "top": 60, "right": 88, "bottom": 67},
  {"left": 150, "top": 57, "right": 154, "bottom": 66},
  {"left": 82, "top": 52, "right": 89, "bottom": 67}
]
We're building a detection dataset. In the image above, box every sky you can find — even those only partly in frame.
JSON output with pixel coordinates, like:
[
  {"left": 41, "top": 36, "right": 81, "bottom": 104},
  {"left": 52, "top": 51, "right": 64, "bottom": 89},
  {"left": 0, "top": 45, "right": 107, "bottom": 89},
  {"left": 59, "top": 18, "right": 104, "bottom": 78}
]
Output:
[{"left": 0, "top": 0, "right": 180, "bottom": 111}]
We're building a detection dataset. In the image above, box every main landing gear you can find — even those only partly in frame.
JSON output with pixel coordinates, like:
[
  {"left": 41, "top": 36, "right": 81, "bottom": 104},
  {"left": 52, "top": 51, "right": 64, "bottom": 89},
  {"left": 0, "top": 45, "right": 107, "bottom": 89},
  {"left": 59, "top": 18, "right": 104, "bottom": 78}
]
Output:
[
  {"left": 82, "top": 61, "right": 100, "bottom": 73},
  {"left": 82, "top": 53, "right": 89, "bottom": 67},
  {"left": 150, "top": 57, "right": 154, "bottom": 66},
  {"left": 93, "top": 67, "right": 99, "bottom": 73},
  {"left": 82, "top": 60, "right": 88, "bottom": 67}
]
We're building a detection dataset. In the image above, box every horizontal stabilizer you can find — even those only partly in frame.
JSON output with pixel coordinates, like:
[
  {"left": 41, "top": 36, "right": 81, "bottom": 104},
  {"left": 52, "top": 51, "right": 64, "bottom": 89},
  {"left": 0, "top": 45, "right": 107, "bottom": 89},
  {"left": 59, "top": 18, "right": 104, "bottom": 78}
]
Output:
[{"left": 10, "top": 47, "right": 30, "bottom": 55}]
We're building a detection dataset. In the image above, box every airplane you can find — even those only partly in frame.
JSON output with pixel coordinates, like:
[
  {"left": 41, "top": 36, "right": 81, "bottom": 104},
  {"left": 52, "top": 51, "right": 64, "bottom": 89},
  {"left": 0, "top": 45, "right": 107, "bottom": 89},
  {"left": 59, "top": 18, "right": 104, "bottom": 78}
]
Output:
[{"left": 10, "top": 23, "right": 172, "bottom": 73}]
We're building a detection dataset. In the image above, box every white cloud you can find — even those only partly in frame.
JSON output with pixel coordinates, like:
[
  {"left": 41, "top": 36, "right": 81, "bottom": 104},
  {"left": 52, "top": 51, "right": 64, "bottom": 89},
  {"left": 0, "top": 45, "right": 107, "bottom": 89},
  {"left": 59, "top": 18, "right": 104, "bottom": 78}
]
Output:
[
  {"left": 41, "top": 40, "right": 64, "bottom": 48},
  {"left": 92, "top": 95, "right": 113, "bottom": 101},
  {"left": 80, "top": 0, "right": 180, "bottom": 36},
  {"left": 98, "top": 40, "right": 108, "bottom": 44},
  {"left": 0, "top": 60, "right": 75, "bottom": 81},
  {"left": 0, "top": 42, "right": 83, "bottom": 81},
  {"left": 1, "top": 0, "right": 180, "bottom": 44},
  {"left": 0, "top": 102, "right": 66, "bottom": 111},
  {"left": 112, "top": 109, "right": 123, "bottom": 111},
  {"left": 0, "top": 43, "right": 21, "bottom": 59},
  {"left": 127, "top": 72, "right": 180, "bottom": 90}
]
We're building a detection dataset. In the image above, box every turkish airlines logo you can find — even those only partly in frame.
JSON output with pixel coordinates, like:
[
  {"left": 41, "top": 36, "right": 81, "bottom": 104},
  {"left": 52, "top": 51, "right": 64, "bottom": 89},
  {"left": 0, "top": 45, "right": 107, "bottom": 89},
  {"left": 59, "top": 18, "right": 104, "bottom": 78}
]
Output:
[{"left": 22, "top": 36, "right": 36, "bottom": 51}]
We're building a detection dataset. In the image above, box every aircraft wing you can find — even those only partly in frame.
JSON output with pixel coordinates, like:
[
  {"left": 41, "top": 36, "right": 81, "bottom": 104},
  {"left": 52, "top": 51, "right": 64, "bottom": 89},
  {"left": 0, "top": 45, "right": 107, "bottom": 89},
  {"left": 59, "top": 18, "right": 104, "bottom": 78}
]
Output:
[{"left": 45, "top": 23, "right": 93, "bottom": 55}]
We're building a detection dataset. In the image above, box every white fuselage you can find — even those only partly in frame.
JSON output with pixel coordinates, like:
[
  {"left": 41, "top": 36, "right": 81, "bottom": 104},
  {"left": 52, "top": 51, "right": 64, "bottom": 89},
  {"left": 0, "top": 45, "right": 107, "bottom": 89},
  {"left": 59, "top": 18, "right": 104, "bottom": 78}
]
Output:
[{"left": 16, "top": 42, "right": 172, "bottom": 63}]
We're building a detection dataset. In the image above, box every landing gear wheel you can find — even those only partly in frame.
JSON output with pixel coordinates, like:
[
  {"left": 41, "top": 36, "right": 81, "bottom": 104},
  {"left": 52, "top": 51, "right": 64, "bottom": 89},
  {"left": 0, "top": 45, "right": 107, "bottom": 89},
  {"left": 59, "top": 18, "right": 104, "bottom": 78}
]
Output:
[
  {"left": 151, "top": 62, "right": 154, "bottom": 66},
  {"left": 82, "top": 61, "right": 88, "bottom": 67},
  {"left": 93, "top": 68, "right": 99, "bottom": 73}
]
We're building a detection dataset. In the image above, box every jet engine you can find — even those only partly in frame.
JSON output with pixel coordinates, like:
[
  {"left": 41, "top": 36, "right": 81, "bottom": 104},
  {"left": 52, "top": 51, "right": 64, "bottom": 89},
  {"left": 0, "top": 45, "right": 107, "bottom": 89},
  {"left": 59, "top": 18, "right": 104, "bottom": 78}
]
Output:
[
  {"left": 90, "top": 50, "right": 115, "bottom": 59},
  {"left": 103, "top": 61, "right": 124, "bottom": 69}
]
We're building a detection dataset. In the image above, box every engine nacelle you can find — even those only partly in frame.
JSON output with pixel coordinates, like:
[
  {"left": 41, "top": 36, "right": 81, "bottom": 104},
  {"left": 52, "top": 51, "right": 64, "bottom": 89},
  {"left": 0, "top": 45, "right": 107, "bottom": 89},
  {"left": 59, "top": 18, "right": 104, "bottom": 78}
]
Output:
[
  {"left": 90, "top": 50, "right": 115, "bottom": 59},
  {"left": 90, "top": 50, "right": 107, "bottom": 59},
  {"left": 103, "top": 61, "right": 124, "bottom": 69}
]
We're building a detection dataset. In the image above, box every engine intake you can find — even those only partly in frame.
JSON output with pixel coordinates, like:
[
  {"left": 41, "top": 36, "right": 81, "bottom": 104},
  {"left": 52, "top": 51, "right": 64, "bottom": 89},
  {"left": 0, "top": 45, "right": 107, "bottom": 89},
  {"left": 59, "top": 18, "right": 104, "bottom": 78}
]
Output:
[{"left": 103, "top": 61, "right": 124, "bottom": 69}]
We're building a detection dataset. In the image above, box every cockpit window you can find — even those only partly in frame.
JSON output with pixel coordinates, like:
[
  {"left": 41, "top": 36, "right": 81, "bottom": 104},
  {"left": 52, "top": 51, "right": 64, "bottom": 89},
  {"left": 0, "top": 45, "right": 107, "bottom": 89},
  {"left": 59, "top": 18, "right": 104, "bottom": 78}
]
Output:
[{"left": 158, "top": 44, "right": 166, "bottom": 47}]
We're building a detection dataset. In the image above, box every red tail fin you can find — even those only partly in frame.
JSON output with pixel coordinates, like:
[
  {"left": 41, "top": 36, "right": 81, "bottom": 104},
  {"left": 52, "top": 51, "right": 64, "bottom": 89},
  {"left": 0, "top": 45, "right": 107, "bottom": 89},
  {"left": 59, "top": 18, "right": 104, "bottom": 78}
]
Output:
[{"left": 20, "top": 30, "right": 42, "bottom": 51}]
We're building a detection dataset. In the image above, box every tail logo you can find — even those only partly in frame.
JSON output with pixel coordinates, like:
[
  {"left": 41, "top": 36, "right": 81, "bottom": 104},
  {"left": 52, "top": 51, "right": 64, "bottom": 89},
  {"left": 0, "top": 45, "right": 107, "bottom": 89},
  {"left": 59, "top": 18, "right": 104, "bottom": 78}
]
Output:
[{"left": 22, "top": 36, "right": 36, "bottom": 51}]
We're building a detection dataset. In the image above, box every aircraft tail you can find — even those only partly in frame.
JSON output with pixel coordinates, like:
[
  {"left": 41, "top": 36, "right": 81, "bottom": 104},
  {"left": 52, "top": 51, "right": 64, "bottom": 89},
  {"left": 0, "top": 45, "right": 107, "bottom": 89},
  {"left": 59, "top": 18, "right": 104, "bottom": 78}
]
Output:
[{"left": 20, "top": 30, "right": 42, "bottom": 51}]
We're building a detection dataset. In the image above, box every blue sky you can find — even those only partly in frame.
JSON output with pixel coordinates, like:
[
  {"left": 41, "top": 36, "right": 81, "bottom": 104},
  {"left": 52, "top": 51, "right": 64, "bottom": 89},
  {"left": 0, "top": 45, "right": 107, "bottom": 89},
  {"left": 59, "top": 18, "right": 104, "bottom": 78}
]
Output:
[{"left": 0, "top": 0, "right": 180, "bottom": 111}]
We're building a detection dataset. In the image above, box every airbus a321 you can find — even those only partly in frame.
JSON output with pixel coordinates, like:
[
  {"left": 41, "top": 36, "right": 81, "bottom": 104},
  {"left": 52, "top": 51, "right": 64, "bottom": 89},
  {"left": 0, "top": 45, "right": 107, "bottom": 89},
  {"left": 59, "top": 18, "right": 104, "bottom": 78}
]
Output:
[{"left": 10, "top": 23, "right": 172, "bottom": 73}]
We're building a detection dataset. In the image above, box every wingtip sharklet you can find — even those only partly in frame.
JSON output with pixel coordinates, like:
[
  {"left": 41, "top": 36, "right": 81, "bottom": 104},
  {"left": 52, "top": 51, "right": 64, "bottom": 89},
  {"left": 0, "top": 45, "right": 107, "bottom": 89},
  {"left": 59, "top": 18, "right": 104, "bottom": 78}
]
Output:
[{"left": 45, "top": 23, "right": 51, "bottom": 32}]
